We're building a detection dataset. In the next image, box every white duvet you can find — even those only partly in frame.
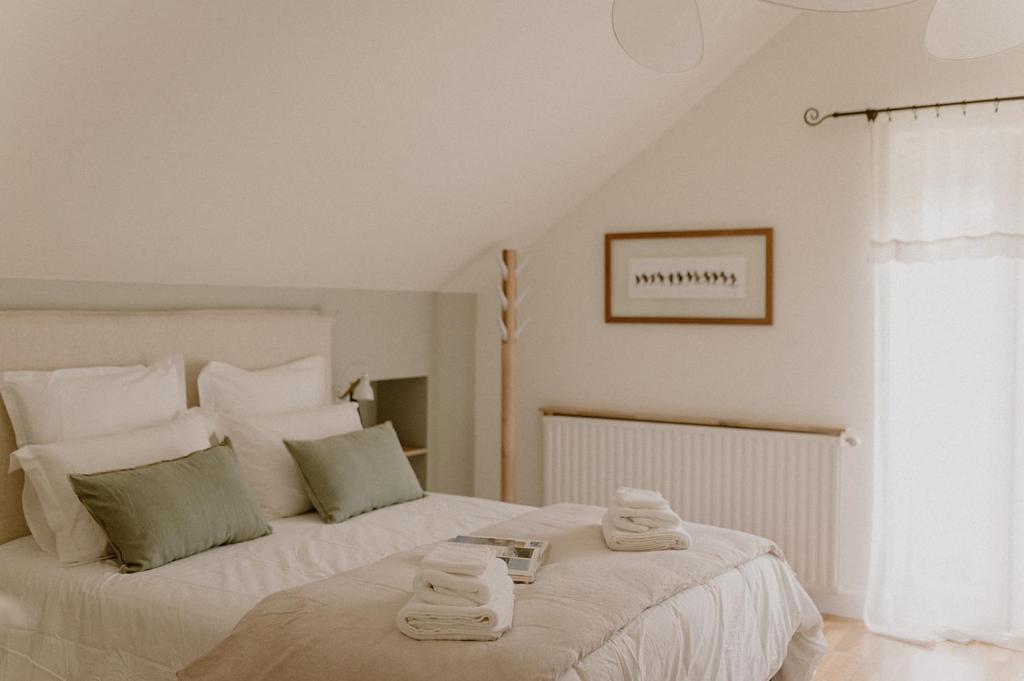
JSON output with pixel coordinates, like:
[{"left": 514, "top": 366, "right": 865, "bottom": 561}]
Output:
[{"left": 0, "top": 494, "right": 824, "bottom": 681}]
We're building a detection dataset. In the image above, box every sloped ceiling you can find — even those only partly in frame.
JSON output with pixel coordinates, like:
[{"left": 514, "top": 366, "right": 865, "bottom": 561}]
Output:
[{"left": 0, "top": 1, "right": 794, "bottom": 290}]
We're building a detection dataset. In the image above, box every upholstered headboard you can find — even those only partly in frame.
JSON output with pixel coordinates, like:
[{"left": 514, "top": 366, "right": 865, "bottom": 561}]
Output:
[{"left": 0, "top": 309, "right": 334, "bottom": 544}]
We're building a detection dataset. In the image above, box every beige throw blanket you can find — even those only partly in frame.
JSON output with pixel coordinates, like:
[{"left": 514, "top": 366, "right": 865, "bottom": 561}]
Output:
[{"left": 179, "top": 504, "right": 781, "bottom": 681}]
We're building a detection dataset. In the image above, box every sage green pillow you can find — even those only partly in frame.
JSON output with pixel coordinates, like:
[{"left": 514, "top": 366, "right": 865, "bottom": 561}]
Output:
[
  {"left": 69, "top": 438, "right": 272, "bottom": 573},
  {"left": 285, "top": 421, "right": 424, "bottom": 523}
]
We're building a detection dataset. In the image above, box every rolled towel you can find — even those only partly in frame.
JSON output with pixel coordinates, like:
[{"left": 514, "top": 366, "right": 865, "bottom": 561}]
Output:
[
  {"left": 421, "top": 544, "right": 494, "bottom": 577},
  {"left": 601, "top": 511, "right": 691, "bottom": 551},
  {"left": 614, "top": 486, "right": 671, "bottom": 510},
  {"left": 396, "top": 580, "right": 515, "bottom": 641},
  {"left": 609, "top": 506, "right": 684, "bottom": 533},
  {"left": 414, "top": 556, "right": 510, "bottom": 607}
]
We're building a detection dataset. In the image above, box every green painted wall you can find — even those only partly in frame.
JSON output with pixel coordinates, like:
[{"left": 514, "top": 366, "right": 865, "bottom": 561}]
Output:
[{"left": 0, "top": 278, "right": 476, "bottom": 494}]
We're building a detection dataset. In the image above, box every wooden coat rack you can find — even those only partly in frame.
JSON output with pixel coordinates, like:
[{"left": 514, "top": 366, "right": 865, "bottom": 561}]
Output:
[{"left": 498, "top": 249, "right": 526, "bottom": 503}]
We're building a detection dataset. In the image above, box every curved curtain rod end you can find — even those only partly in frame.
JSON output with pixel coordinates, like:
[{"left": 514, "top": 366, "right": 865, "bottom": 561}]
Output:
[{"left": 803, "top": 107, "right": 827, "bottom": 126}]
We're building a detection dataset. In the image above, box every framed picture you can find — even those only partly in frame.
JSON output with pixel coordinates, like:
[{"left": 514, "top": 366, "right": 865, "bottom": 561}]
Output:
[{"left": 604, "top": 228, "right": 773, "bottom": 325}]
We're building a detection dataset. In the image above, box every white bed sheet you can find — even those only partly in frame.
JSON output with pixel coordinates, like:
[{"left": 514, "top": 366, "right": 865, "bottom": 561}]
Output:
[{"left": 0, "top": 493, "right": 823, "bottom": 681}]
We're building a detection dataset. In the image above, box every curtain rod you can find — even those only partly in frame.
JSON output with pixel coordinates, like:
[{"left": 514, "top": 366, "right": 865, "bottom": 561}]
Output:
[{"left": 804, "top": 94, "right": 1024, "bottom": 127}]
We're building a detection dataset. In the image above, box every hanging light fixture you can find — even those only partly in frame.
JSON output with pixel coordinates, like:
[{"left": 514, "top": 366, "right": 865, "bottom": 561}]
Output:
[
  {"left": 612, "top": 0, "right": 704, "bottom": 73},
  {"left": 925, "top": 0, "right": 1024, "bottom": 60},
  {"left": 760, "top": 0, "right": 914, "bottom": 10},
  {"left": 616, "top": 1, "right": 1023, "bottom": 73},
  {"left": 760, "top": 0, "right": 1024, "bottom": 60}
]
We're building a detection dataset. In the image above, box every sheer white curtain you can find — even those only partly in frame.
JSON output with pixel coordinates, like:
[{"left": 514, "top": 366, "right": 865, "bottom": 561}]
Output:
[{"left": 867, "top": 106, "right": 1024, "bottom": 649}]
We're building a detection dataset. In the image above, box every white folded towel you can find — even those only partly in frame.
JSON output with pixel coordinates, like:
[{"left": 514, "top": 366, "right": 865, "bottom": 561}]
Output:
[
  {"left": 414, "top": 556, "right": 509, "bottom": 607},
  {"left": 614, "top": 486, "right": 671, "bottom": 510},
  {"left": 396, "top": 579, "right": 515, "bottom": 641},
  {"left": 421, "top": 544, "right": 494, "bottom": 577},
  {"left": 609, "top": 506, "right": 684, "bottom": 533},
  {"left": 601, "top": 512, "right": 691, "bottom": 551}
]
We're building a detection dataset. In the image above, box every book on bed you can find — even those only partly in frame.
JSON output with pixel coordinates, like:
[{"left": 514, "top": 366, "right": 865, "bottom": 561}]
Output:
[{"left": 449, "top": 535, "right": 549, "bottom": 583}]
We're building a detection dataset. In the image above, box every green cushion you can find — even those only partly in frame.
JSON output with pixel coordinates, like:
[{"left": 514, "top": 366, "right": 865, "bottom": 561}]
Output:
[
  {"left": 69, "top": 438, "right": 272, "bottom": 573},
  {"left": 285, "top": 422, "right": 424, "bottom": 523}
]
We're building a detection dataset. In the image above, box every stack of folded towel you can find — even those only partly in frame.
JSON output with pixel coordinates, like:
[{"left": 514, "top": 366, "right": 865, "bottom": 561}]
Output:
[
  {"left": 602, "top": 486, "right": 692, "bottom": 551},
  {"left": 396, "top": 544, "right": 515, "bottom": 641}
]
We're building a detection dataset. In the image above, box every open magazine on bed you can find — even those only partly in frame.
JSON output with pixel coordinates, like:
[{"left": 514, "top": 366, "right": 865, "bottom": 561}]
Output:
[{"left": 449, "top": 535, "right": 549, "bottom": 583}]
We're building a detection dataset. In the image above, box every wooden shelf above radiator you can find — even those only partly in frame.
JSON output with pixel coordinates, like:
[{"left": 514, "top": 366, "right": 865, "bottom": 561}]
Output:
[{"left": 539, "top": 406, "right": 845, "bottom": 438}]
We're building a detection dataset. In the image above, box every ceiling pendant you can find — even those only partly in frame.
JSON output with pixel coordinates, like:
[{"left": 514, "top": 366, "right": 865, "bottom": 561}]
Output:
[
  {"left": 762, "top": 0, "right": 1024, "bottom": 61},
  {"left": 612, "top": 0, "right": 704, "bottom": 73},
  {"left": 759, "top": 0, "right": 916, "bottom": 11},
  {"left": 925, "top": 0, "right": 1024, "bottom": 60}
]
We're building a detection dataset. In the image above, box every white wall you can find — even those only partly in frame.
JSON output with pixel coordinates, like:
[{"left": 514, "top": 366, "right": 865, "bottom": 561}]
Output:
[{"left": 457, "top": 2, "right": 1024, "bottom": 616}]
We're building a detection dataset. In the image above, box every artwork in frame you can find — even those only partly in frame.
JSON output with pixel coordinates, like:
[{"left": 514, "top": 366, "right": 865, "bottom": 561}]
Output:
[{"left": 605, "top": 228, "right": 773, "bottom": 324}]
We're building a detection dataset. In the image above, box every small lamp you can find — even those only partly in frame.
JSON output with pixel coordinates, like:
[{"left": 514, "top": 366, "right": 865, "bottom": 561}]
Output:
[
  {"left": 353, "top": 372, "right": 374, "bottom": 402},
  {"left": 339, "top": 372, "right": 374, "bottom": 402}
]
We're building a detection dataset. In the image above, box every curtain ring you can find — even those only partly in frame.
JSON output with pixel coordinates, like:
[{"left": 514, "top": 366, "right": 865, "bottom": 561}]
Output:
[
  {"left": 995, "top": 98, "right": 1000, "bottom": 113},
  {"left": 886, "top": 109, "right": 892, "bottom": 122},
  {"left": 913, "top": 106, "right": 918, "bottom": 120},
  {"left": 935, "top": 103, "right": 940, "bottom": 118},
  {"left": 962, "top": 101, "right": 967, "bottom": 116}
]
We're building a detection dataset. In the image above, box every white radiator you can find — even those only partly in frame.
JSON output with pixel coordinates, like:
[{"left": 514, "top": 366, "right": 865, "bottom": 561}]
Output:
[{"left": 543, "top": 415, "right": 841, "bottom": 593}]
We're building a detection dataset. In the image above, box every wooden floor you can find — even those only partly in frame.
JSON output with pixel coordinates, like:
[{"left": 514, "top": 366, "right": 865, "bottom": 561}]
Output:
[{"left": 818, "top": 616, "right": 1024, "bottom": 681}]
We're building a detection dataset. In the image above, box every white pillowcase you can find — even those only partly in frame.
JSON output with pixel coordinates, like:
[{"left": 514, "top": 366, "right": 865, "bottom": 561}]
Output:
[
  {"left": 0, "top": 356, "right": 187, "bottom": 448},
  {"left": 9, "top": 412, "right": 213, "bottom": 565},
  {"left": 200, "top": 403, "right": 363, "bottom": 519},
  {"left": 21, "top": 480, "right": 56, "bottom": 555},
  {"left": 197, "top": 356, "right": 328, "bottom": 416}
]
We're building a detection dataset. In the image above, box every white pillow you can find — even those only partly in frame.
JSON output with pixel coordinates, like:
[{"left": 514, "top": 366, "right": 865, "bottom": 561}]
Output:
[
  {"left": 0, "top": 356, "right": 187, "bottom": 448},
  {"left": 200, "top": 402, "right": 363, "bottom": 519},
  {"left": 197, "top": 356, "right": 328, "bottom": 416},
  {"left": 22, "top": 480, "right": 56, "bottom": 555},
  {"left": 9, "top": 412, "right": 213, "bottom": 565}
]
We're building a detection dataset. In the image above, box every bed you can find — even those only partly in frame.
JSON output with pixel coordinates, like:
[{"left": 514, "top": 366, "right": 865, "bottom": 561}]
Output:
[{"left": 0, "top": 310, "right": 825, "bottom": 681}]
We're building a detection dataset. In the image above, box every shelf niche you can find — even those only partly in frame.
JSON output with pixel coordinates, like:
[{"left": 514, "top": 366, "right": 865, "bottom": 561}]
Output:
[{"left": 357, "top": 375, "right": 428, "bottom": 489}]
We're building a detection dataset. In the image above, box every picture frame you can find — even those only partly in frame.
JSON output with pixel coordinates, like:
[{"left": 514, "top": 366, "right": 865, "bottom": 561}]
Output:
[{"left": 604, "top": 228, "right": 773, "bottom": 325}]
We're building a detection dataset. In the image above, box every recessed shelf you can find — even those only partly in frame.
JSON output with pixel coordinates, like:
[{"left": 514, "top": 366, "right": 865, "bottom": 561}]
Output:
[{"left": 361, "top": 376, "right": 429, "bottom": 488}]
